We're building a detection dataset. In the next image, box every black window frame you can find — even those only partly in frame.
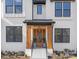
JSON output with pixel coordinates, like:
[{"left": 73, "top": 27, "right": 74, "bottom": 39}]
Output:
[
  {"left": 55, "top": 28, "right": 70, "bottom": 43},
  {"left": 6, "top": 26, "right": 22, "bottom": 42}
]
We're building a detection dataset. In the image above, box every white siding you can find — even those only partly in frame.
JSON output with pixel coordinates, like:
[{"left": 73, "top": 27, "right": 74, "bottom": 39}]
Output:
[
  {"left": 1, "top": 18, "right": 27, "bottom": 51},
  {"left": 1, "top": 0, "right": 77, "bottom": 51},
  {"left": 53, "top": 20, "right": 77, "bottom": 51},
  {"left": 1, "top": 0, "right": 32, "bottom": 51},
  {"left": 45, "top": 0, "right": 77, "bottom": 51},
  {"left": 53, "top": 2, "right": 77, "bottom": 51}
]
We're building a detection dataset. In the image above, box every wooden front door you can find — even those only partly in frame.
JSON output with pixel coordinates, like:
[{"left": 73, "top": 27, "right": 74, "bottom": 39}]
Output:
[{"left": 33, "top": 28, "right": 46, "bottom": 48}]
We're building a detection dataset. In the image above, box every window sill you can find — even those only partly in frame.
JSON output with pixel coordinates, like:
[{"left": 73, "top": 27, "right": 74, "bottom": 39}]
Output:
[
  {"left": 4, "top": 13, "right": 25, "bottom": 18},
  {"left": 54, "top": 16, "right": 72, "bottom": 19}
]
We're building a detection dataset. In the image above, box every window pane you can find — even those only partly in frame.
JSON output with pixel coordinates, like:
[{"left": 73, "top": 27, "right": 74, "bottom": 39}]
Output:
[
  {"left": 6, "top": 26, "right": 22, "bottom": 42},
  {"left": 15, "top": 5, "right": 22, "bottom": 13},
  {"left": 62, "top": 28, "right": 70, "bottom": 43},
  {"left": 6, "top": 6, "right": 13, "bottom": 13},
  {"left": 63, "top": 28, "right": 70, "bottom": 36},
  {"left": 55, "top": 2, "right": 62, "bottom": 9},
  {"left": 14, "top": 0, "right": 22, "bottom": 13},
  {"left": 55, "top": 28, "right": 61, "bottom": 35},
  {"left": 63, "top": 2, "right": 70, "bottom": 9},
  {"left": 62, "top": 36, "right": 69, "bottom": 42},
  {"left": 14, "top": 27, "right": 22, "bottom": 42},
  {"left": 55, "top": 28, "right": 63, "bottom": 43},
  {"left": 5, "top": 0, "right": 13, "bottom": 13},
  {"left": 37, "top": 4, "right": 42, "bottom": 14},
  {"left": 14, "top": 0, "right": 22, "bottom": 5},
  {"left": 55, "top": 9, "right": 62, "bottom": 17},
  {"left": 6, "top": 27, "right": 14, "bottom": 42},
  {"left": 5, "top": 0, "right": 13, "bottom": 5},
  {"left": 63, "top": 2, "right": 70, "bottom": 17},
  {"left": 55, "top": 2, "right": 62, "bottom": 17},
  {"left": 63, "top": 9, "right": 70, "bottom": 17}
]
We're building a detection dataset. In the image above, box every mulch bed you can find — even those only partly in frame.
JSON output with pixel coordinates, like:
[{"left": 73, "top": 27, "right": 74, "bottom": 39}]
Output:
[{"left": 1, "top": 56, "right": 30, "bottom": 59}]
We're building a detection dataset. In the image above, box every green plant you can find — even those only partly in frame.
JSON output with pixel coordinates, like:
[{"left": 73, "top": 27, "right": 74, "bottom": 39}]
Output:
[
  {"left": 33, "top": 37, "right": 36, "bottom": 43},
  {"left": 64, "top": 49, "right": 70, "bottom": 52},
  {"left": 43, "top": 37, "right": 46, "bottom": 43},
  {"left": 24, "top": 54, "right": 27, "bottom": 58},
  {"left": 15, "top": 52, "right": 18, "bottom": 57},
  {"left": 15, "top": 51, "right": 25, "bottom": 56}
]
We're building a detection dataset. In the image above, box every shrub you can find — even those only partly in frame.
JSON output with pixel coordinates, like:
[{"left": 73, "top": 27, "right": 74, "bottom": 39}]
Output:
[{"left": 15, "top": 51, "right": 25, "bottom": 56}]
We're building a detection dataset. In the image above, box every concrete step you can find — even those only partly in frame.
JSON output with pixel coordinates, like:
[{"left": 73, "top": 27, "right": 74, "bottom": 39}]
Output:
[{"left": 32, "top": 48, "right": 47, "bottom": 59}]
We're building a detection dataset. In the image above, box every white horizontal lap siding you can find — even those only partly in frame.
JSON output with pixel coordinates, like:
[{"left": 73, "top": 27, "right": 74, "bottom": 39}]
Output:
[
  {"left": 1, "top": 0, "right": 33, "bottom": 51},
  {"left": 53, "top": 21, "right": 77, "bottom": 51},
  {"left": 45, "top": 0, "right": 77, "bottom": 51},
  {"left": 46, "top": 0, "right": 54, "bottom": 19},
  {"left": 1, "top": 18, "right": 27, "bottom": 51}
]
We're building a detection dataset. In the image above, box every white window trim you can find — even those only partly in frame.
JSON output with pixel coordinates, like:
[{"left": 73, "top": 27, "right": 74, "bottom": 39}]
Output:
[
  {"left": 54, "top": 1, "right": 72, "bottom": 19},
  {"left": 3, "top": 0, "right": 25, "bottom": 18}
]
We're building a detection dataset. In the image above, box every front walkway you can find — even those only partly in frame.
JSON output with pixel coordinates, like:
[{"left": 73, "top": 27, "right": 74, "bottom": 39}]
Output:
[{"left": 68, "top": 56, "right": 77, "bottom": 59}]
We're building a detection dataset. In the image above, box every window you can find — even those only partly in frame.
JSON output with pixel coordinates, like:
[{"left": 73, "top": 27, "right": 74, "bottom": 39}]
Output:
[
  {"left": 14, "top": 0, "right": 22, "bottom": 13},
  {"left": 6, "top": 26, "right": 22, "bottom": 42},
  {"left": 37, "top": 4, "right": 42, "bottom": 14},
  {"left": 63, "top": 2, "right": 71, "bottom": 17},
  {"left": 55, "top": 2, "right": 62, "bottom": 17},
  {"left": 5, "top": 0, "right": 22, "bottom": 13},
  {"left": 55, "top": 2, "right": 71, "bottom": 17},
  {"left": 55, "top": 28, "right": 70, "bottom": 43},
  {"left": 5, "top": 0, "right": 13, "bottom": 13}
]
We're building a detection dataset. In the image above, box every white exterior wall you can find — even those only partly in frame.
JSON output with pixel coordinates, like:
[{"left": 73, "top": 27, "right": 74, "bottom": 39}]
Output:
[
  {"left": 1, "top": 0, "right": 32, "bottom": 51},
  {"left": 46, "top": 0, "right": 77, "bottom": 51},
  {"left": 1, "top": 0, "right": 77, "bottom": 51}
]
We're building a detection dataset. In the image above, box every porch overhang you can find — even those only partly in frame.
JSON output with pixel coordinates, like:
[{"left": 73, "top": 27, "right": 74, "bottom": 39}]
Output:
[{"left": 23, "top": 19, "right": 55, "bottom": 25}]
